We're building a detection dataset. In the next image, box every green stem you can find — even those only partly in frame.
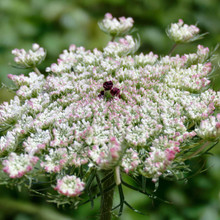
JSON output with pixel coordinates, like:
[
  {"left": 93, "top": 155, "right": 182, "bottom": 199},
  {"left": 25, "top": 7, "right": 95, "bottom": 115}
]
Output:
[
  {"left": 33, "top": 66, "right": 41, "bottom": 75},
  {"left": 169, "top": 43, "right": 178, "bottom": 56},
  {"left": 100, "top": 170, "right": 115, "bottom": 220},
  {"left": 183, "top": 141, "right": 210, "bottom": 160},
  {"left": 111, "top": 35, "right": 116, "bottom": 42}
]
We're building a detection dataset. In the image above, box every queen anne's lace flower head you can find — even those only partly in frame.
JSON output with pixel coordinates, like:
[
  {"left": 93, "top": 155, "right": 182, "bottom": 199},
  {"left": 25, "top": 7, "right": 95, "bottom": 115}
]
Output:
[{"left": 0, "top": 14, "right": 219, "bottom": 205}]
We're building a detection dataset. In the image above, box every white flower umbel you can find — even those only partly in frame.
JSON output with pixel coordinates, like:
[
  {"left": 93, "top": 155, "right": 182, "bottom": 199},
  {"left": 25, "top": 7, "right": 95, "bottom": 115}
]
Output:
[
  {"left": 0, "top": 14, "right": 219, "bottom": 211},
  {"left": 54, "top": 175, "right": 85, "bottom": 197},
  {"left": 8, "top": 72, "right": 45, "bottom": 99},
  {"left": 182, "top": 44, "right": 210, "bottom": 65},
  {"left": 196, "top": 114, "right": 220, "bottom": 140},
  {"left": 2, "top": 153, "right": 39, "bottom": 178},
  {"left": 23, "top": 129, "right": 51, "bottom": 154},
  {"left": 99, "top": 13, "right": 134, "bottom": 37},
  {"left": 12, "top": 43, "right": 46, "bottom": 68},
  {"left": 41, "top": 148, "right": 68, "bottom": 173},
  {"left": 167, "top": 19, "right": 200, "bottom": 43},
  {"left": 104, "top": 35, "right": 140, "bottom": 57},
  {"left": 121, "top": 148, "right": 140, "bottom": 174}
]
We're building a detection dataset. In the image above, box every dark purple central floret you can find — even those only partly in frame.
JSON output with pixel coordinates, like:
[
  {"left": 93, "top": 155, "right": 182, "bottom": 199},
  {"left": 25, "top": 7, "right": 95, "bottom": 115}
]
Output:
[
  {"left": 99, "top": 81, "right": 121, "bottom": 99},
  {"left": 110, "top": 87, "right": 120, "bottom": 96},
  {"left": 98, "top": 90, "right": 105, "bottom": 98},
  {"left": 103, "top": 81, "right": 113, "bottom": 90}
]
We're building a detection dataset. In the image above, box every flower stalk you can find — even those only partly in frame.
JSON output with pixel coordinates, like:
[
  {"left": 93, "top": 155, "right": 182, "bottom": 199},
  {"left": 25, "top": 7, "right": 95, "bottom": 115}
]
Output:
[
  {"left": 169, "top": 43, "right": 178, "bottom": 56},
  {"left": 100, "top": 170, "right": 115, "bottom": 220},
  {"left": 33, "top": 66, "right": 41, "bottom": 75}
]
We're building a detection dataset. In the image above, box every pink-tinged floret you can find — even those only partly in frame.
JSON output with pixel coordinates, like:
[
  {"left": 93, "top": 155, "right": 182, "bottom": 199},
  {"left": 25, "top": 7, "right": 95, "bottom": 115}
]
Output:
[
  {"left": 105, "top": 13, "right": 113, "bottom": 19},
  {"left": 196, "top": 114, "right": 220, "bottom": 140},
  {"left": 100, "top": 13, "right": 134, "bottom": 37},
  {"left": 122, "top": 148, "right": 140, "bottom": 174},
  {"left": 54, "top": 175, "right": 85, "bottom": 197},
  {"left": 143, "top": 144, "right": 180, "bottom": 182},
  {"left": 70, "top": 152, "right": 88, "bottom": 167},
  {"left": 216, "top": 122, "right": 220, "bottom": 129},
  {"left": 167, "top": 19, "right": 200, "bottom": 43},
  {"left": 165, "top": 146, "right": 180, "bottom": 161},
  {"left": 40, "top": 148, "right": 68, "bottom": 173},
  {"left": 2, "top": 153, "right": 39, "bottom": 178},
  {"left": 88, "top": 137, "right": 121, "bottom": 169}
]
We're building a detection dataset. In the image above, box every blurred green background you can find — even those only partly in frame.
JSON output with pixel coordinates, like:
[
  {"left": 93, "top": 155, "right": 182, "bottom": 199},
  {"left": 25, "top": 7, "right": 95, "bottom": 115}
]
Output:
[{"left": 0, "top": 0, "right": 220, "bottom": 219}]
